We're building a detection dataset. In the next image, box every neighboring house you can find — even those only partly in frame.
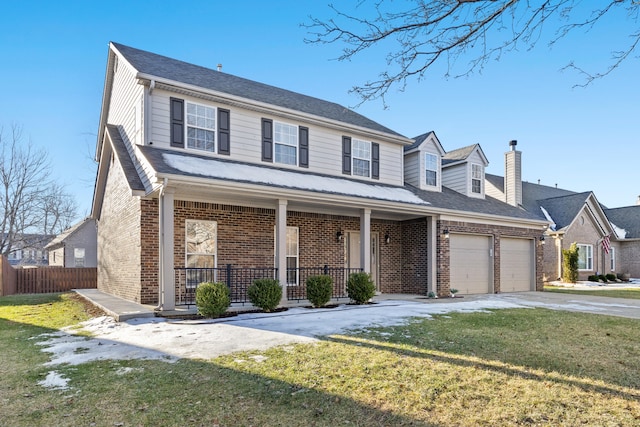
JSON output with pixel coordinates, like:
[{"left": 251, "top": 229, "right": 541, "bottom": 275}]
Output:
[
  {"left": 486, "top": 140, "right": 638, "bottom": 281},
  {"left": 45, "top": 218, "right": 97, "bottom": 267},
  {"left": 91, "top": 43, "right": 548, "bottom": 311},
  {"left": 5, "top": 234, "right": 53, "bottom": 266}
]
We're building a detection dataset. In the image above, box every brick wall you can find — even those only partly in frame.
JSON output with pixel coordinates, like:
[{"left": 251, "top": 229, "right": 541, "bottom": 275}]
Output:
[
  {"left": 97, "top": 155, "right": 143, "bottom": 302},
  {"left": 401, "top": 218, "right": 428, "bottom": 294},
  {"left": 168, "top": 201, "right": 403, "bottom": 293},
  {"left": 619, "top": 241, "right": 640, "bottom": 278},
  {"left": 562, "top": 215, "right": 605, "bottom": 280}
]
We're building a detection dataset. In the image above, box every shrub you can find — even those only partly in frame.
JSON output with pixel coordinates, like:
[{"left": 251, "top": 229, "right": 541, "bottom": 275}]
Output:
[
  {"left": 606, "top": 273, "right": 617, "bottom": 282},
  {"left": 427, "top": 291, "right": 437, "bottom": 299},
  {"left": 306, "top": 275, "right": 333, "bottom": 308},
  {"left": 195, "top": 282, "right": 230, "bottom": 318},
  {"left": 247, "top": 278, "right": 282, "bottom": 312},
  {"left": 598, "top": 274, "right": 608, "bottom": 282},
  {"left": 587, "top": 275, "right": 599, "bottom": 282},
  {"left": 562, "top": 243, "right": 579, "bottom": 283},
  {"left": 347, "top": 272, "right": 376, "bottom": 304}
]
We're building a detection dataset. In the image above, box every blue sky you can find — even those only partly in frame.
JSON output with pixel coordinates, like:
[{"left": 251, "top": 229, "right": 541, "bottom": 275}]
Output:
[{"left": 1, "top": 1, "right": 638, "bottom": 220}]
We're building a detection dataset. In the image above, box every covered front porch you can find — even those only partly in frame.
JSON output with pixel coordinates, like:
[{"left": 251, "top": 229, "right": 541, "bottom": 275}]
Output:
[{"left": 155, "top": 180, "right": 438, "bottom": 311}]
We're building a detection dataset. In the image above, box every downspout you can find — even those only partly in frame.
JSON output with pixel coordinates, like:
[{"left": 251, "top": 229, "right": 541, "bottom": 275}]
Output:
[{"left": 156, "top": 178, "right": 168, "bottom": 310}]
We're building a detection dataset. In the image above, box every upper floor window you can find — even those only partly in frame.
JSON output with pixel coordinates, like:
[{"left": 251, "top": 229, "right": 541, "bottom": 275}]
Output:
[
  {"left": 186, "top": 102, "right": 216, "bottom": 152},
  {"left": 425, "top": 153, "right": 438, "bottom": 186},
  {"left": 274, "top": 122, "right": 298, "bottom": 165},
  {"left": 352, "top": 139, "right": 371, "bottom": 177},
  {"left": 342, "top": 136, "right": 379, "bottom": 179},
  {"left": 471, "top": 163, "right": 483, "bottom": 194},
  {"left": 577, "top": 244, "right": 593, "bottom": 270}
]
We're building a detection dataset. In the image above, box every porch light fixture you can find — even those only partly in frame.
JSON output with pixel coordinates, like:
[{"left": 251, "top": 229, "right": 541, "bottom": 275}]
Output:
[
  {"left": 540, "top": 235, "right": 546, "bottom": 245},
  {"left": 336, "top": 230, "right": 344, "bottom": 242},
  {"left": 385, "top": 233, "right": 390, "bottom": 244},
  {"left": 443, "top": 229, "right": 450, "bottom": 239}
]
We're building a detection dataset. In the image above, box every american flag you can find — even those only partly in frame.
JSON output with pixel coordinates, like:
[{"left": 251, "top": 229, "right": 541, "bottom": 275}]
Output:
[{"left": 602, "top": 234, "right": 611, "bottom": 254}]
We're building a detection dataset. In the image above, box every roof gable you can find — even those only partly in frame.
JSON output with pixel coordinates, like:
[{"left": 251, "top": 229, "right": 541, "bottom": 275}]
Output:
[
  {"left": 605, "top": 205, "right": 640, "bottom": 239},
  {"left": 405, "top": 131, "right": 446, "bottom": 155},
  {"left": 442, "top": 144, "right": 488, "bottom": 167},
  {"left": 110, "top": 42, "right": 406, "bottom": 139},
  {"left": 44, "top": 218, "right": 95, "bottom": 249}
]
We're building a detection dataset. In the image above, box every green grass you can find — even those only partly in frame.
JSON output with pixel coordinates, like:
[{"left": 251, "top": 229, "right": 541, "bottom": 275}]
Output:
[
  {"left": 1, "top": 293, "right": 640, "bottom": 426},
  {"left": 545, "top": 285, "right": 640, "bottom": 300}
]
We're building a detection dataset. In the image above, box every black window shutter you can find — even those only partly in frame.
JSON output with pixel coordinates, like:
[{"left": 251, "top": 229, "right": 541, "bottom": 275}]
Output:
[
  {"left": 170, "top": 97, "right": 184, "bottom": 148},
  {"left": 299, "top": 126, "right": 309, "bottom": 168},
  {"left": 342, "top": 136, "right": 351, "bottom": 175},
  {"left": 218, "top": 108, "right": 230, "bottom": 155},
  {"left": 261, "top": 118, "right": 273, "bottom": 162},
  {"left": 372, "top": 142, "right": 380, "bottom": 179}
]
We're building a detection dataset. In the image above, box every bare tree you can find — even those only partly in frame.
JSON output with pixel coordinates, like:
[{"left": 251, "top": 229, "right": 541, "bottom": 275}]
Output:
[
  {"left": 0, "top": 124, "right": 78, "bottom": 257},
  {"left": 305, "top": 1, "right": 640, "bottom": 105}
]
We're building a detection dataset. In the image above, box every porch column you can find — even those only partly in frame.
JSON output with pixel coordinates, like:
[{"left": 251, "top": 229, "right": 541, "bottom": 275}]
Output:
[
  {"left": 426, "top": 216, "right": 437, "bottom": 294},
  {"left": 159, "top": 187, "right": 175, "bottom": 311},
  {"left": 360, "top": 208, "right": 371, "bottom": 273},
  {"left": 275, "top": 199, "right": 288, "bottom": 305}
]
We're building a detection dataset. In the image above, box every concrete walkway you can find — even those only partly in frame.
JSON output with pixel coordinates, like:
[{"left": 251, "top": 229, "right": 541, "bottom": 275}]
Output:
[{"left": 74, "top": 289, "right": 640, "bottom": 322}]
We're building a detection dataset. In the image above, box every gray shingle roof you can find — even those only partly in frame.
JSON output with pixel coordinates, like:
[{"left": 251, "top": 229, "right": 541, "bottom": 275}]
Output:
[
  {"left": 112, "top": 42, "right": 405, "bottom": 139},
  {"left": 537, "top": 192, "right": 592, "bottom": 230},
  {"left": 442, "top": 144, "right": 479, "bottom": 165},
  {"left": 405, "top": 131, "right": 434, "bottom": 151},
  {"left": 105, "top": 124, "right": 145, "bottom": 192},
  {"left": 605, "top": 206, "right": 640, "bottom": 239},
  {"left": 45, "top": 218, "right": 94, "bottom": 249}
]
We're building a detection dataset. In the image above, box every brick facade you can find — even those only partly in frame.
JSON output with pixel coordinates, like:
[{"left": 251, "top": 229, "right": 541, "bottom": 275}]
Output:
[
  {"left": 400, "top": 218, "right": 429, "bottom": 294},
  {"left": 97, "top": 156, "right": 143, "bottom": 303}
]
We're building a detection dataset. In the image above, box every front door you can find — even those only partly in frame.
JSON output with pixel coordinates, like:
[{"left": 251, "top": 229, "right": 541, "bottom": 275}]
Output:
[{"left": 346, "top": 231, "right": 379, "bottom": 291}]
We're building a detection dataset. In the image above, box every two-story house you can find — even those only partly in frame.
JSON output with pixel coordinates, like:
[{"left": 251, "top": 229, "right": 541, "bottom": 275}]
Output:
[{"left": 91, "top": 43, "right": 548, "bottom": 311}]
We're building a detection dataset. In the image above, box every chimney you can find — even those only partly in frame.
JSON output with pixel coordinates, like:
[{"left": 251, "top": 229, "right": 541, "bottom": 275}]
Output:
[
  {"left": 637, "top": 195, "right": 640, "bottom": 205},
  {"left": 217, "top": 64, "right": 222, "bottom": 72},
  {"left": 505, "top": 140, "right": 522, "bottom": 207}
]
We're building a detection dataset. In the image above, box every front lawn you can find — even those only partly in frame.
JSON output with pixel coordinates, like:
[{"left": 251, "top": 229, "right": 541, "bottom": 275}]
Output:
[
  {"left": 1, "top": 293, "right": 639, "bottom": 426},
  {"left": 545, "top": 285, "right": 640, "bottom": 300}
]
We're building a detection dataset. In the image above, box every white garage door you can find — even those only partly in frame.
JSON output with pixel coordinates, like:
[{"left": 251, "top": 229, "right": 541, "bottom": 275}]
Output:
[
  {"left": 500, "top": 238, "right": 533, "bottom": 292},
  {"left": 450, "top": 234, "right": 491, "bottom": 295}
]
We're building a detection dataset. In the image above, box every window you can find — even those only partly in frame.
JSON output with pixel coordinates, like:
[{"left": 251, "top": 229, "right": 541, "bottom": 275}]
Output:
[
  {"left": 74, "top": 248, "right": 85, "bottom": 267},
  {"left": 471, "top": 164, "right": 483, "bottom": 194},
  {"left": 274, "top": 122, "right": 298, "bottom": 165},
  {"left": 425, "top": 153, "right": 438, "bottom": 186},
  {"left": 610, "top": 247, "right": 616, "bottom": 271},
  {"left": 577, "top": 244, "right": 593, "bottom": 270},
  {"left": 352, "top": 139, "right": 371, "bottom": 177},
  {"left": 186, "top": 220, "right": 217, "bottom": 269},
  {"left": 186, "top": 102, "right": 216, "bottom": 152},
  {"left": 275, "top": 226, "right": 299, "bottom": 285}
]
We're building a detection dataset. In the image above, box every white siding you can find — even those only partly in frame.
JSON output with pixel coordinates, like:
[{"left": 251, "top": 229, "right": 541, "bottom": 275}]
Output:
[
  {"left": 442, "top": 164, "right": 467, "bottom": 194},
  {"left": 149, "top": 89, "right": 404, "bottom": 186},
  {"left": 485, "top": 179, "right": 504, "bottom": 201},
  {"left": 404, "top": 152, "right": 420, "bottom": 187},
  {"left": 107, "top": 60, "right": 143, "bottom": 145}
]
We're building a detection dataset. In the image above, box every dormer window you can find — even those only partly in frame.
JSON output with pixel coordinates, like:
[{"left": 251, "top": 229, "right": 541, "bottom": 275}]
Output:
[
  {"left": 471, "top": 163, "right": 483, "bottom": 194},
  {"left": 425, "top": 153, "right": 438, "bottom": 186}
]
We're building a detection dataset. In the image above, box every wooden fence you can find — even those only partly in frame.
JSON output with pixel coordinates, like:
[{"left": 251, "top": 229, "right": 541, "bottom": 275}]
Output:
[{"left": 0, "top": 256, "right": 97, "bottom": 295}]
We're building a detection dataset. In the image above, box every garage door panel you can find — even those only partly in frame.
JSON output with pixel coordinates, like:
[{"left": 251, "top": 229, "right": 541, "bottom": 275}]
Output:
[
  {"left": 500, "top": 238, "right": 533, "bottom": 292},
  {"left": 450, "top": 234, "right": 491, "bottom": 295}
]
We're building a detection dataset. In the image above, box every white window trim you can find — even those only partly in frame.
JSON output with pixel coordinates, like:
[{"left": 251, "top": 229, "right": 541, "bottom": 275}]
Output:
[
  {"left": 577, "top": 244, "right": 593, "bottom": 271},
  {"left": 274, "top": 121, "right": 298, "bottom": 166},
  {"left": 185, "top": 219, "right": 218, "bottom": 267},
  {"left": 610, "top": 247, "right": 616, "bottom": 271},
  {"left": 471, "top": 163, "right": 483, "bottom": 194},
  {"left": 425, "top": 152, "right": 438, "bottom": 187},
  {"left": 352, "top": 138, "right": 371, "bottom": 178},
  {"left": 274, "top": 226, "right": 299, "bottom": 286},
  {"left": 185, "top": 101, "right": 216, "bottom": 153}
]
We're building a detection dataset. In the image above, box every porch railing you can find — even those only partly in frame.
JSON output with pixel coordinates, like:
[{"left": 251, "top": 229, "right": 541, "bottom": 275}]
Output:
[
  {"left": 174, "top": 266, "right": 277, "bottom": 306},
  {"left": 287, "top": 266, "right": 363, "bottom": 301},
  {"left": 174, "top": 265, "right": 363, "bottom": 306}
]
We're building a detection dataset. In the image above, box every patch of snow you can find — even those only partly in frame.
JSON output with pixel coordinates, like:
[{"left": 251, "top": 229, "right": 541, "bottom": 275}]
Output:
[
  {"left": 611, "top": 222, "right": 627, "bottom": 239},
  {"left": 163, "top": 153, "right": 428, "bottom": 205},
  {"left": 38, "top": 371, "right": 70, "bottom": 390},
  {"left": 539, "top": 206, "right": 556, "bottom": 231}
]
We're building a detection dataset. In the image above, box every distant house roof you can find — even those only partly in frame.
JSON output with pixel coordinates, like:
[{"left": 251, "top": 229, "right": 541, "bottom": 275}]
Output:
[
  {"left": 605, "top": 206, "right": 640, "bottom": 239},
  {"left": 537, "top": 192, "right": 593, "bottom": 231},
  {"left": 45, "top": 218, "right": 95, "bottom": 250},
  {"left": 111, "top": 42, "right": 407, "bottom": 140}
]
